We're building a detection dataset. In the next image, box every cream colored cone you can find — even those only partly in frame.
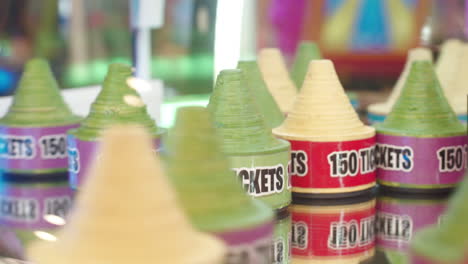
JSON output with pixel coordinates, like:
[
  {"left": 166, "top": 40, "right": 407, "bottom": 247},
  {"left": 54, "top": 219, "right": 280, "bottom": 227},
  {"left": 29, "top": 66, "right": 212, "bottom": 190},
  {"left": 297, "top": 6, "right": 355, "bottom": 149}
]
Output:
[
  {"left": 436, "top": 39, "right": 463, "bottom": 95},
  {"left": 273, "top": 60, "right": 374, "bottom": 142},
  {"left": 368, "top": 47, "right": 433, "bottom": 115},
  {"left": 445, "top": 44, "right": 468, "bottom": 115},
  {"left": 258, "top": 48, "right": 297, "bottom": 113},
  {"left": 28, "top": 125, "right": 225, "bottom": 264}
]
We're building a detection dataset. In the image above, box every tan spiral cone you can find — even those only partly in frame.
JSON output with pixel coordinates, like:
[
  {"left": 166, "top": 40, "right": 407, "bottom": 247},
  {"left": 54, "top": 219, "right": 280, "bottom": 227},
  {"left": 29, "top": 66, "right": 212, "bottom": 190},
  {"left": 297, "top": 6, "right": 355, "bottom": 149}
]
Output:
[
  {"left": 368, "top": 47, "right": 433, "bottom": 115},
  {"left": 28, "top": 125, "right": 225, "bottom": 264},
  {"left": 445, "top": 44, "right": 468, "bottom": 115},
  {"left": 436, "top": 39, "right": 463, "bottom": 95},
  {"left": 273, "top": 60, "right": 374, "bottom": 142},
  {"left": 258, "top": 48, "right": 297, "bottom": 113}
]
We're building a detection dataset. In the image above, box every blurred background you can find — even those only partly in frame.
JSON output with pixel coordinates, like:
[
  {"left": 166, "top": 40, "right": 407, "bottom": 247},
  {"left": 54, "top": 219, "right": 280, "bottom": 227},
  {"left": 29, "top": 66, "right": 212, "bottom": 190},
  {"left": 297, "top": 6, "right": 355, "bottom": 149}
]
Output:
[{"left": 0, "top": 0, "right": 466, "bottom": 106}]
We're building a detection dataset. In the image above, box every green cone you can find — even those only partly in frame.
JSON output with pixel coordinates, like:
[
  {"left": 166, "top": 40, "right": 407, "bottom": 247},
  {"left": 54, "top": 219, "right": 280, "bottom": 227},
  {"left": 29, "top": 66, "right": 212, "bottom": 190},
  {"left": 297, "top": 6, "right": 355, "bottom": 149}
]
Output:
[
  {"left": 208, "top": 69, "right": 289, "bottom": 154},
  {"left": 208, "top": 69, "right": 291, "bottom": 210},
  {"left": 376, "top": 61, "right": 465, "bottom": 137},
  {"left": 290, "top": 41, "right": 322, "bottom": 90},
  {"left": 69, "top": 63, "right": 164, "bottom": 140},
  {"left": 237, "top": 60, "right": 284, "bottom": 129},
  {"left": 163, "top": 106, "right": 273, "bottom": 232},
  {"left": 0, "top": 58, "right": 81, "bottom": 126},
  {"left": 411, "top": 174, "right": 468, "bottom": 263}
]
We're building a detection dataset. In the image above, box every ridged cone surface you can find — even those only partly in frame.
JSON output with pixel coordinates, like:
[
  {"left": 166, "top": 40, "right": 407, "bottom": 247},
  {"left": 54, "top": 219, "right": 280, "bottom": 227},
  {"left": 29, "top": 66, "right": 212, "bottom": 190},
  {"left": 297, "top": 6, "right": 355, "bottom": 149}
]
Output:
[
  {"left": 436, "top": 39, "right": 463, "bottom": 95},
  {"left": 70, "top": 63, "right": 162, "bottom": 140},
  {"left": 412, "top": 174, "right": 468, "bottom": 262},
  {"left": 273, "top": 60, "right": 375, "bottom": 142},
  {"left": 208, "top": 69, "right": 289, "bottom": 155},
  {"left": 164, "top": 107, "right": 273, "bottom": 232},
  {"left": 258, "top": 48, "right": 297, "bottom": 113},
  {"left": 0, "top": 58, "right": 81, "bottom": 126},
  {"left": 28, "top": 125, "right": 226, "bottom": 264},
  {"left": 377, "top": 61, "right": 465, "bottom": 137},
  {"left": 446, "top": 44, "right": 468, "bottom": 114},
  {"left": 368, "top": 47, "right": 433, "bottom": 115},
  {"left": 237, "top": 60, "right": 284, "bottom": 129},
  {"left": 290, "top": 41, "right": 322, "bottom": 90}
]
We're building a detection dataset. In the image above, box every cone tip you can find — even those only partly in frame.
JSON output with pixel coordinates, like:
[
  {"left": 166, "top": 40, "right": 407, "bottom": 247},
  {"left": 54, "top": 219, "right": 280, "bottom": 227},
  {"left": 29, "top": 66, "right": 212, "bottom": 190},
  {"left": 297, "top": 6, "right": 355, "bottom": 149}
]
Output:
[
  {"left": 174, "top": 106, "right": 210, "bottom": 127},
  {"left": 408, "top": 47, "right": 433, "bottom": 61},
  {"left": 306, "top": 59, "right": 336, "bottom": 75},
  {"left": 106, "top": 63, "right": 133, "bottom": 77},
  {"left": 259, "top": 48, "right": 282, "bottom": 57},
  {"left": 25, "top": 58, "right": 50, "bottom": 70},
  {"left": 298, "top": 41, "right": 319, "bottom": 50},
  {"left": 216, "top": 69, "right": 243, "bottom": 83},
  {"left": 101, "top": 124, "right": 149, "bottom": 142}
]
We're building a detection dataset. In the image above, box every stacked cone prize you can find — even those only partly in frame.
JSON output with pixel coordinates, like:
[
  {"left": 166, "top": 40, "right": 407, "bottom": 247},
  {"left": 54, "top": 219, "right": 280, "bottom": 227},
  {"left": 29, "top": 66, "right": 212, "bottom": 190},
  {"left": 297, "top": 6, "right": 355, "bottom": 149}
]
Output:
[
  {"left": 258, "top": 48, "right": 297, "bottom": 114},
  {"left": 411, "top": 174, "right": 468, "bottom": 264},
  {"left": 28, "top": 125, "right": 226, "bottom": 264},
  {"left": 367, "top": 48, "right": 433, "bottom": 124},
  {"left": 0, "top": 58, "right": 81, "bottom": 175},
  {"left": 376, "top": 192, "right": 449, "bottom": 261},
  {"left": 0, "top": 59, "right": 76, "bottom": 245},
  {"left": 273, "top": 60, "right": 376, "bottom": 197},
  {"left": 207, "top": 69, "right": 292, "bottom": 210},
  {"left": 375, "top": 61, "right": 467, "bottom": 191},
  {"left": 164, "top": 107, "right": 274, "bottom": 264},
  {"left": 67, "top": 63, "right": 165, "bottom": 189},
  {"left": 290, "top": 196, "right": 376, "bottom": 263},
  {"left": 290, "top": 41, "right": 322, "bottom": 90},
  {"left": 237, "top": 60, "right": 284, "bottom": 129}
]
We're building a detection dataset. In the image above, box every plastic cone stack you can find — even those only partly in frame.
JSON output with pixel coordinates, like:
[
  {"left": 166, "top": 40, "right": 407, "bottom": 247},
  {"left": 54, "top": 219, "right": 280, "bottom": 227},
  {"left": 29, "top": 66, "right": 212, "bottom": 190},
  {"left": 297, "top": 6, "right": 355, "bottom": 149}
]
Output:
[
  {"left": 274, "top": 60, "right": 374, "bottom": 142},
  {"left": 29, "top": 125, "right": 226, "bottom": 264},
  {"left": 290, "top": 41, "right": 322, "bottom": 90},
  {"left": 164, "top": 107, "right": 273, "bottom": 231},
  {"left": 376, "top": 61, "right": 467, "bottom": 190},
  {"left": 237, "top": 60, "right": 284, "bottom": 129},
  {"left": 207, "top": 69, "right": 291, "bottom": 209},
  {"left": 274, "top": 60, "right": 375, "bottom": 196},
  {"left": 0, "top": 58, "right": 81, "bottom": 126},
  {"left": 258, "top": 48, "right": 297, "bottom": 113},
  {"left": 67, "top": 63, "right": 165, "bottom": 189},
  {"left": 69, "top": 63, "right": 163, "bottom": 140},
  {"left": 208, "top": 69, "right": 289, "bottom": 154},
  {"left": 377, "top": 61, "right": 465, "bottom": 137},
  {"left": 368, "top": 47, "right": 433, "bottom": 117}
]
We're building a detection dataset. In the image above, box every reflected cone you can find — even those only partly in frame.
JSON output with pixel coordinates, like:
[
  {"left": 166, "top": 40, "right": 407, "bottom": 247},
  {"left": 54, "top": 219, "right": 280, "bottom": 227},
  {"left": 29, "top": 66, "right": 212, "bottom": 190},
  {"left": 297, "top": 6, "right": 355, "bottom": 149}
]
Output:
[
  {"left": 274, "top": 60, "right": 374, "bottom": 141},
  {"left": 29, "top": 125, "right": 226, "bottom": 264},
  {"left": 237, "top": 60, "right": 284, "bottom": 129},
  {"left": 258, "top": 48, "right": 297, "bottom": 113},
  {"left": 0, "top": 58, "right": 81, "bottom": 126},
  {"left": 368, "top": 47, "right": 433, "bottom": 116},
  {"left": 411, "top": 175, "right": 468, "bottom": 263},
  {"left": 291, "top": 41, "right": 322, "bottom": 90}
]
